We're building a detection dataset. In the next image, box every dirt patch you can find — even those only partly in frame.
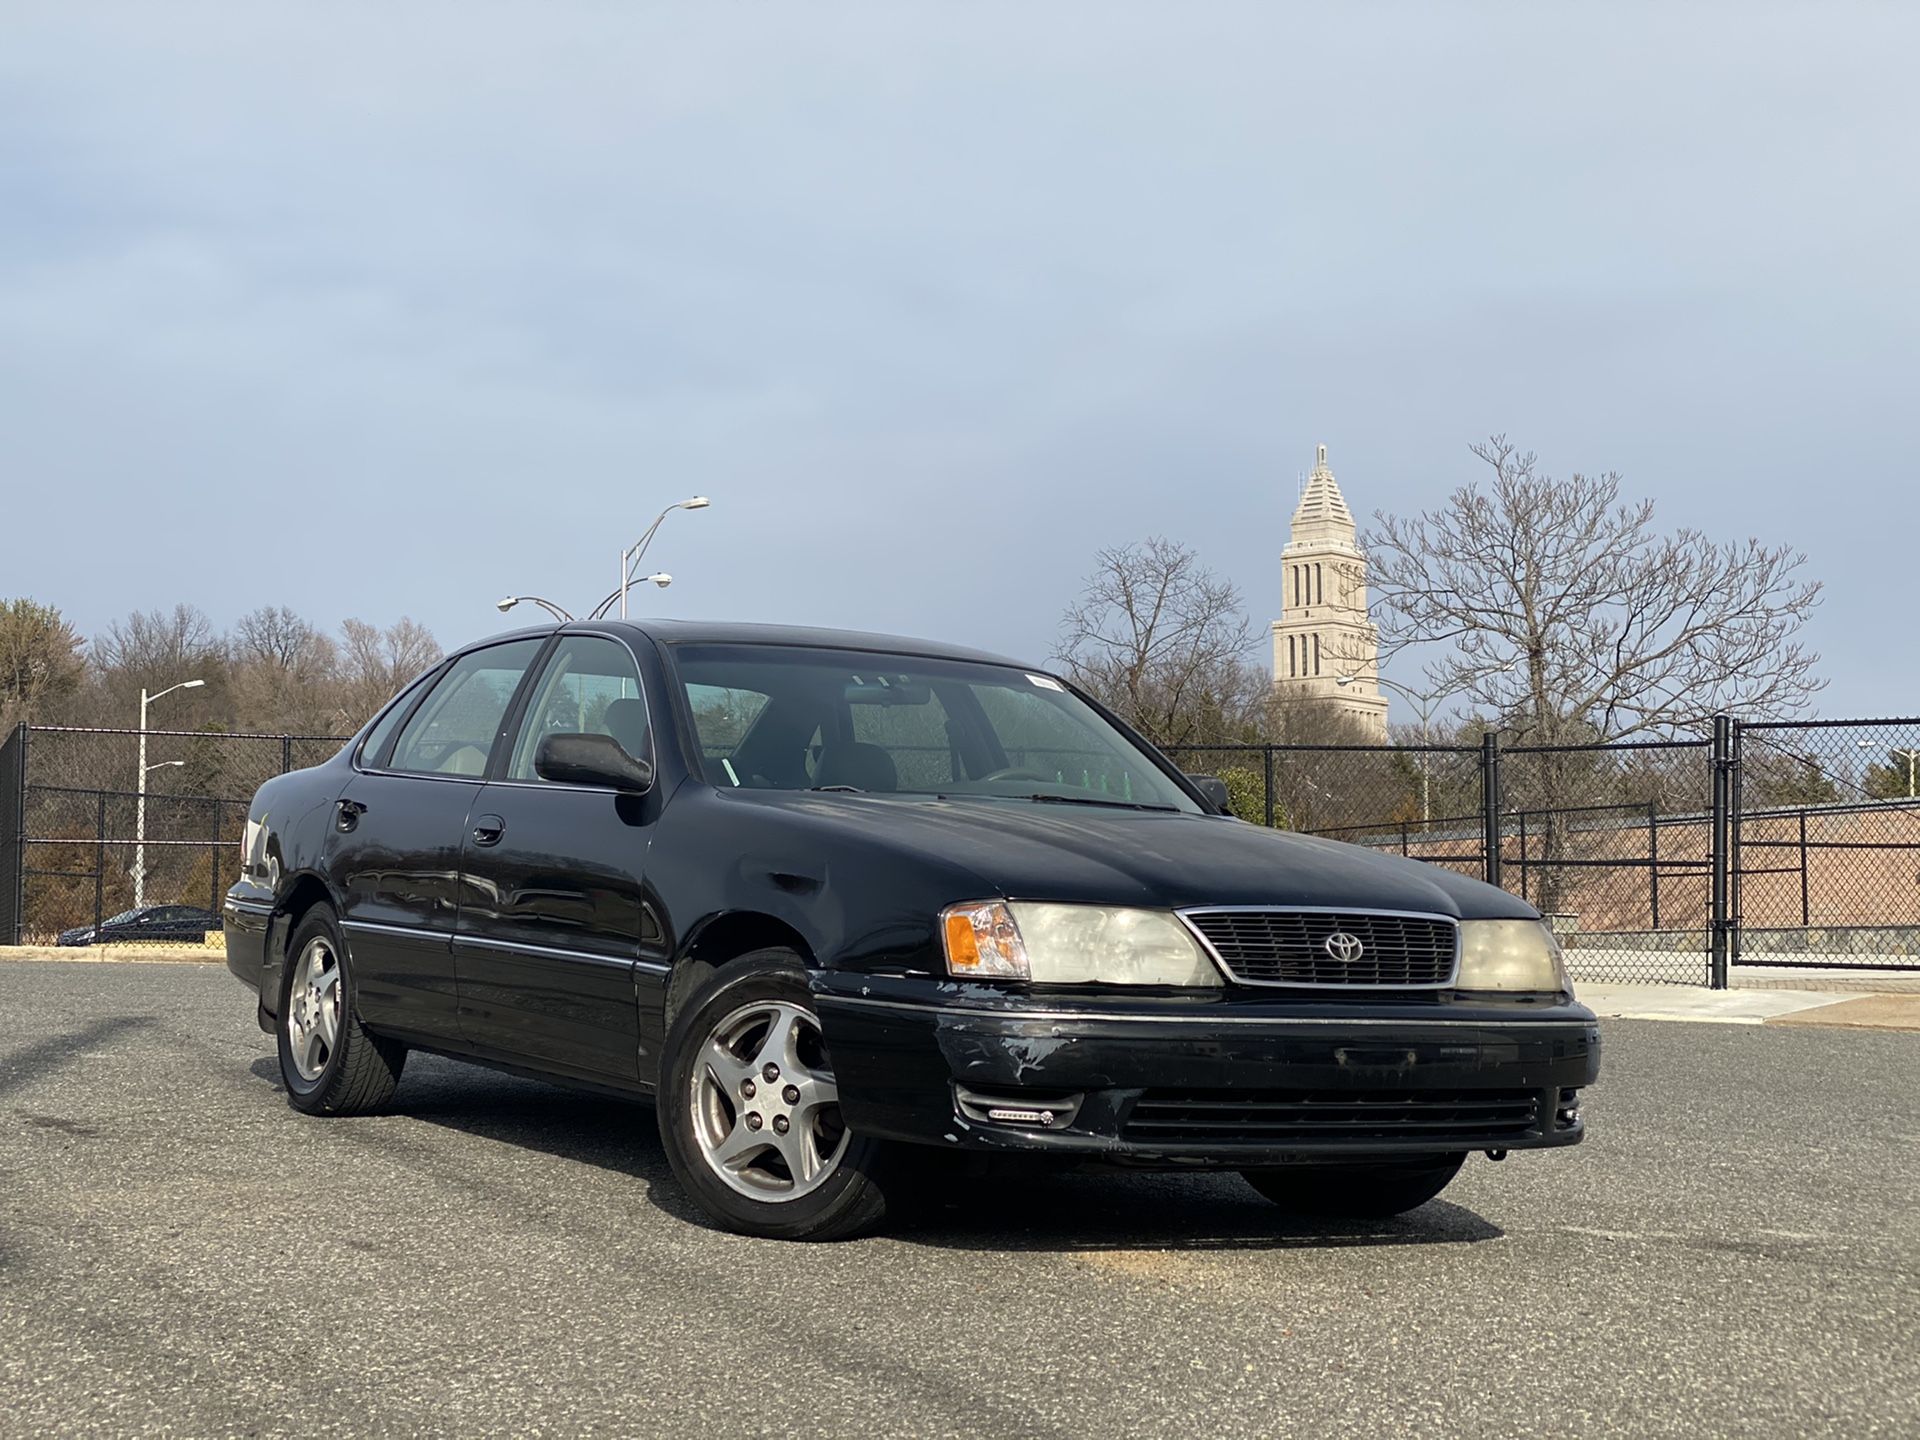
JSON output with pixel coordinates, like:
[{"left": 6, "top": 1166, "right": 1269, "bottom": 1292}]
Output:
[
  {"left": 1072, "top": 1249, "right": 1211, "bottom": 1284},
  {"left": 1768, "top": 994, "right": 1920, "bottom": 1031}
]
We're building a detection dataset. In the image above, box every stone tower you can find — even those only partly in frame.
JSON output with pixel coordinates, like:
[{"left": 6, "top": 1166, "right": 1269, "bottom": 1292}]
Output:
[{"left": 1269, "top": 445, "right": 1390, "bottom": 735}]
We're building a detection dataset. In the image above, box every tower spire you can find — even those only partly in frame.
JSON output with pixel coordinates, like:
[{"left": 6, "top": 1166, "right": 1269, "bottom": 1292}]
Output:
[{"left": 1269, "top": 440, "right": 1389, "bottom": 737}]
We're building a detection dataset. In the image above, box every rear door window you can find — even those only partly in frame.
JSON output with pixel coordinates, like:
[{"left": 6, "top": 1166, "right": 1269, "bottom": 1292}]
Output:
[{"left": 390, "top": 639, "right": 546, "bottom": 777}]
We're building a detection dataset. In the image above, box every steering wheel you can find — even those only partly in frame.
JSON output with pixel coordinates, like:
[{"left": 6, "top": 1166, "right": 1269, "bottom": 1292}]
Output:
[{"left": 975, "top": 766, "right": 1056, "bottom": 784}]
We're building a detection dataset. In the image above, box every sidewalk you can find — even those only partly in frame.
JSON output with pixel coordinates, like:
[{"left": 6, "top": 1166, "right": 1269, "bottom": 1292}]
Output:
[{"left": 1580, "top": 981, "right": 1920, "bottom": 1031}]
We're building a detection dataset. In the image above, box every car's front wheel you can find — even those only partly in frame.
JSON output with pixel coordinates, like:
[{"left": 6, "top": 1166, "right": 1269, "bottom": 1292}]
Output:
[
  {"left": 277, "top": 906, "right": 406, "bottom": 1115},
  {"left": 659, "top": 949, "right": 891, "bottom": 1241},
  {"left": 1241, "top": 1153, "right": 1466, "bottom": 1218}
]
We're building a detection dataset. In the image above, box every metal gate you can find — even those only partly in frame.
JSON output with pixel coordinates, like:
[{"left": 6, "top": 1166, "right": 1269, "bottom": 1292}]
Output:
[{"left": 1734, "top": 718, "right": 1920, "bottom": 971}]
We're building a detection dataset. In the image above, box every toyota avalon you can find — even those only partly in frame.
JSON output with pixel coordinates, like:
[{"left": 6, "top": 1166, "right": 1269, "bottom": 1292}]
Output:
[{"left": 223, "top": 621, "right": 1599, "bottom": 1240}]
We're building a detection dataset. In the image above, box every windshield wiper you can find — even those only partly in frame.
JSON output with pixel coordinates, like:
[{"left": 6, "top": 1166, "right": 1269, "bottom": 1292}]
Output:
[
  {"left": 809, "top": 784, "right": 864, "bottom": 794},
  {"left": 1023, "top": 793, "right": 1177, "bottom": 812}
]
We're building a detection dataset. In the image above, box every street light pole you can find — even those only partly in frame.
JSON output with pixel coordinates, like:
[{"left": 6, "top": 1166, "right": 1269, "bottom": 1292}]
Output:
[
  {"left": 1856, "top": 740, "right": 1920, "bottom": 799},
  {"left": 1336, "top": 673, "right": 1442, "bottom": 821},
  {"left": 496, "top": 595, "right": 574, "bottom": 623},
  {"left": 592, "top": 496, "right": 709, "bottom": 620},
  {"left": 135, "top": 679, "right": 205, "bottom": 907}
]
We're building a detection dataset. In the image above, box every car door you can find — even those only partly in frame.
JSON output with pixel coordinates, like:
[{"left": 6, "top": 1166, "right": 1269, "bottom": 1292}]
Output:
[
  {"left": 453, "top": 631, "right": 661, "bottom": 1081},
  {"left": 328, "top": 638, "right": 547, "bottom": 1044}
]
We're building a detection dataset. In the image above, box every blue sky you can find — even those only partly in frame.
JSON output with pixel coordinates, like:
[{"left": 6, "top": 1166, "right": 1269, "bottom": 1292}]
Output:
[{"left": 3, "top": 3, "right": 1915, "bottom": 716}]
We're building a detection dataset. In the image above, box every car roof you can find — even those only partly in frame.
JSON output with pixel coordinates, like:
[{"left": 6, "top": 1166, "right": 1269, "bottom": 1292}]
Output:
[{"left": 467, "top": 619, "right": 1036, "bottom": 670}]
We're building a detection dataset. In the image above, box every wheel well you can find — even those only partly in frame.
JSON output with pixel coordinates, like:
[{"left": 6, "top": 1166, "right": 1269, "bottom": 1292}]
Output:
[
  {"left": 666, "top": 911, "right": 816, "bottom": 1026},
  {"left": 277, "top": 875, "right": 333, "bottom": 949}
]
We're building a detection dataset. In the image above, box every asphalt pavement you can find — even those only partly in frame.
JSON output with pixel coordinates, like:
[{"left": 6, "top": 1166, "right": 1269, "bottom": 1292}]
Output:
[{"left": 2, "top": 960, "right": 1917, "bottom": 1438}]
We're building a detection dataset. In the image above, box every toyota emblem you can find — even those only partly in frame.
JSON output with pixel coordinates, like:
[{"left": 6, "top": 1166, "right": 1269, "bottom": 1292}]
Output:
[{"left": 1323, "top": 931, "right": 1366, "bottom": 963}]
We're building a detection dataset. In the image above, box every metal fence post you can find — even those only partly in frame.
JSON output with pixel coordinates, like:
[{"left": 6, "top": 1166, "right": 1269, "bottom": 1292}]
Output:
[
  {"left": 1729, "top": 721, "right": 1744, "bottom": 968},
  {"left": 281, "top": 735, "right": 293, "bottom": 774},
  {"left": 1798, "top": 809, "right": 1810, "bottom": 928},
  {"left": 209, "top": 796, "right": 222, "bottom": 916},
  {"left": 1648, "top": 801, "right": 1661, "bottom": 931},
  {"left": 94, "top": 789, "right": 107, "bottom": 935},
  {"left": 1709, "top": 713, "right": 1733, "bottom": 989},
  {"left": 1262, "top": 746, "right": 1275, "bottom": 829},
  {"left": 1480, "top": 731, "right": 1503, "bottom": 888},
  {"left": 0, "top": 723, "right": 26, "bottom": 945}
]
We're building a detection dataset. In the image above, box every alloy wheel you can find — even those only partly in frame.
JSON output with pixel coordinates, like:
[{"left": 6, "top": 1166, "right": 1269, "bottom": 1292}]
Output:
[
  {"left": 286, "top": 935, "right": 342, "bottom": 1082},
  {"left": 690, "top": 999, "right": 849, "bottom": 1201}
]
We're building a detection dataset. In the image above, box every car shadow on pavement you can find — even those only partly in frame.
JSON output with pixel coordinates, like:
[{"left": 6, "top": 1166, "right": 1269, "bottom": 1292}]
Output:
[
  {"left": 246, "top": 1054, "right": 1505, "bottom": 1248},
  {"left": 888, "top": 1163, "right": 1504, "bottom": 1254},
  {"left": 0, "top": 1016, "right": 157, "bottom": 1101},
  {"left": 247, "top": 1052, "right": 713, "bottom": 1225}
]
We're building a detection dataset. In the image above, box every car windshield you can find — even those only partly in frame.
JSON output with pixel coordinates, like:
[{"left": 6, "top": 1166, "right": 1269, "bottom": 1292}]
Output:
[{"left": 670, "top": 643, "right": 1200, "bottom": 813}]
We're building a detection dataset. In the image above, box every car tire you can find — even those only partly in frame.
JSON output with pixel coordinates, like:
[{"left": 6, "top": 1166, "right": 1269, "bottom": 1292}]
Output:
[
  {"left": 659, "top": 948, "right": 891, "bottom": 1241},
  {"left": 276, "top": 906, "right": 406, "bottom": 1116},
  {"left": 1241, "top": 1153, "right": 1466, "bottom": 1218}
]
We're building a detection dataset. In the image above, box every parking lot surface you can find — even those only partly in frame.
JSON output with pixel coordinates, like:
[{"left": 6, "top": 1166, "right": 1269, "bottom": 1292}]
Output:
[{"left": 3, "top": 960, "right": 1917, "bottom": 1437}]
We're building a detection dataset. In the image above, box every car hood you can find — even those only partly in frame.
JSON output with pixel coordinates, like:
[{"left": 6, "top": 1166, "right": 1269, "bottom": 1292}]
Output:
[{"left": 752, "top": 793, "right": 1534, "bottom": 919}]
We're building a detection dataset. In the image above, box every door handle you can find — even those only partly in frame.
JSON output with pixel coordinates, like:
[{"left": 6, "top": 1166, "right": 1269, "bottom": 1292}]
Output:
[
  {"left": 335, "top": 798, "right": 367, "bottom": 833},
  {"left": 472, "top": 814, "right": 506, "bottom": 848}
]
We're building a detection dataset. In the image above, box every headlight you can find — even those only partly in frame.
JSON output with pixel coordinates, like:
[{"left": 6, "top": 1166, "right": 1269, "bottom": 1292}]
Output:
[
  {"left": 941, "top": 901, "right": 1223, "bottom": 986},
  {"left": 1456, "top": 919, "right": 1570, "bottom": 993}
]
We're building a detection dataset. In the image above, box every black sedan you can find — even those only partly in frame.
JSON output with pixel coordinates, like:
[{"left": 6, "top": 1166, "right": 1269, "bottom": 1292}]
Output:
[
  {"left": 60, "top": 904, "right": 222, "bottom": 947},
  {"left": 223, "top": 620, "right": 1598, "bottom": 1240}
]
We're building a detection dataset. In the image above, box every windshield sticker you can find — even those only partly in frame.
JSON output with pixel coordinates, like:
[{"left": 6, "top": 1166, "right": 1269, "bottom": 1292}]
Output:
[{"left": 1026, "top": 674, "right": 1065, "bottom": 692}]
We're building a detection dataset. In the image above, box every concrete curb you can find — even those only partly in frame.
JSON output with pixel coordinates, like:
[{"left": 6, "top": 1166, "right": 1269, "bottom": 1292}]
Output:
[{"left": 0, "top": 944, "right": 224, "bottom": 965}]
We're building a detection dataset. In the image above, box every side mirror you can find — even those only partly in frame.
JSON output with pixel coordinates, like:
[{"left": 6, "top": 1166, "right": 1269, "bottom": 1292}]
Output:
[
  {"left": 1186, "top": 773, "right": 1233, "bottom": 815},
  {"left": 535, "top": 732, "right": 655, "bottom": 793}
]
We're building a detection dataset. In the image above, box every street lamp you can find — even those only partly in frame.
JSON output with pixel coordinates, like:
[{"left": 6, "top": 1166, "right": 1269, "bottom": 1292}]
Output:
[
  {"left": 496, "top": 595, "right": 574, "bottom": 623},
  {"left": 135, "top": 679, "right": 205, "bottom": 907},
  {"left": 1858, "top": 738, "right": 1920, "bottom": 798},
  {"left": 589, "top": 496, "right": 710, "bottom": 620},
  {"left": 1337, "top": 673, "right": 1447, "bottom": 822},
  {"left": 1336, "top": 666, "right": 1517, "bottom": 822}
]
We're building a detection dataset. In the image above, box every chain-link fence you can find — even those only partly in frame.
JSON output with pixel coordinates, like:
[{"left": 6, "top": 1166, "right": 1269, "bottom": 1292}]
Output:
[
  {"left": 5, "top": 716, "right": 1920, "bottom": 981},
  {"left": 3, "top": 725, "right": 346, "bottom": 945},
  {"left": 1497, "top": 740, "right": 1714, "bottom": 984},
  {"left": 1736, "top": 719, "right": 1920, "bottom": 967},
  {"left": 1165, "top": 738, "right": 1709, "bottom": 983}
]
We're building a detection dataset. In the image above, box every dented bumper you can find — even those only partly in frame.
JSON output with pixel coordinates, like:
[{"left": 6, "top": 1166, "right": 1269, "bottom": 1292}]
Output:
[{"left": 812, "top": 973, "right": 1600, "bottom": 1166}]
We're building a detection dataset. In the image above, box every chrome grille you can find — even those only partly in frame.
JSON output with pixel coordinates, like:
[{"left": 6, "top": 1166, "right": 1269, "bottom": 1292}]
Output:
[{"left": 1181, "top": 909, "right": 1458, "bottom": 987}]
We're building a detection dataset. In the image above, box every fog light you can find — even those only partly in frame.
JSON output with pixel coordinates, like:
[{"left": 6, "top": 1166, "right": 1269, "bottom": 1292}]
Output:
[
  {"left": 985, "top": 1107, "right": 1056, "bottom": 1128},
  {"left": 954, "top": 1085, "right": 1083, "bottom": 1129}
]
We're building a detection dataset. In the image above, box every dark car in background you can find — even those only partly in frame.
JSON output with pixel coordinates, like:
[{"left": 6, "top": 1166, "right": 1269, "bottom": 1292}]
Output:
[
  {"left": 223, "top": 620, "right": 1599, "bottom": 1241},
  {"left": 59, "top": 904, "right": 222, "bottom": 947}
]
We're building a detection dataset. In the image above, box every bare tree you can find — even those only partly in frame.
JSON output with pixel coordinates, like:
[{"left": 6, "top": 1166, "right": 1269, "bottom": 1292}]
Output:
[
  {"left": 1366, "top": 436, "right": 1823, "bottom": 744},
  {"left": 233, "top": 606, "right": 330, "bottom": 672},
  {"left": 1054, "top": 537, "right": 1265, "bottom": 746},
  {"left": 337, "top": 617, "right": 443, "bottom": 725},
  {"left": 1366, "top": 436, "right": 1823, "bottom": 912},
  {"left": 231, "top": 606, "right": 340, "bottom": 733},
  {"left": 93, "top": 604, "right": 225, "bottom": 685}
]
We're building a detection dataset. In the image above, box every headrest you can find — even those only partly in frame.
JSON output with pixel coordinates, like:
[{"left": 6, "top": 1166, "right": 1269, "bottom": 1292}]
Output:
[{"left": 812, "top": 741, "right": 898, "bottom": 793}]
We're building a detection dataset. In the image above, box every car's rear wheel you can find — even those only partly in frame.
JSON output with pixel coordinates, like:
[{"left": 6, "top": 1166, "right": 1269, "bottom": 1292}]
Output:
[
  {"left": 659, "top": 949, "right": 890, "bottom": 1241},
  {"left": 277, "top": 906, "right": 406, "bottom": 1115},
  {"left": 1241, "top": 1153, "right": 1466, "bottom": 1218}
]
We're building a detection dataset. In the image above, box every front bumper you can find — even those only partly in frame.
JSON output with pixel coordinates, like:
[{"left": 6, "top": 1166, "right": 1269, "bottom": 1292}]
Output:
[{"left": 812, "top": 973, "right": 1600, "bottom": 1167}]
